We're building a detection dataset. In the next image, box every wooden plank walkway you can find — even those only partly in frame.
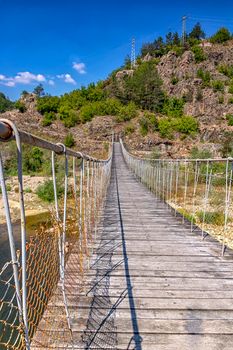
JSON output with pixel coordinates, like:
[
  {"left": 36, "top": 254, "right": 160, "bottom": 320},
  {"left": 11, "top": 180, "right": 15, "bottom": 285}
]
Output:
[
  {"left": 34, "top": 142, "right": 233, "bottom": 349},
  {"left": 75, "top": 142, "right": 233, "bottom": 350}
]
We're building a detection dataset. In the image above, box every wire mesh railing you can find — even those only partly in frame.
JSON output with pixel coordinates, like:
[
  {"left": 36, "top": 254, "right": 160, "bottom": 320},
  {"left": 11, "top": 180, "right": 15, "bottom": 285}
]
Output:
[
  {"left": 121, "top": 139, "right": 233, "bottom": 256},
  {"left": 0, "top": 119, "right": 113, "bottom": 349}
]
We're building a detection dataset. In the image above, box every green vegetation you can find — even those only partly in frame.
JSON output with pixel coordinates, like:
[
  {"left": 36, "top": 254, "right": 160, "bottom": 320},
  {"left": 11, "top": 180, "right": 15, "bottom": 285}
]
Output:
[
  {"left": 218, "top": 95, "right": 224, "bottom": 104},
  {"left": 191, "top": 46, "right": 207, "bottom": 63},
  {"left": 0, "top": 184, "right": 11, "bottom": 194},
  {"left": 121, "top": 61, "right": 165, "bottom": 112},
  {"left": 197, "top": 68, "right": 211, "bottom": 87},
  {"left": 15, "top": 100, "right": 27, "bottom": 113},
  {"left": 218, "top": 64, "right": 233, "bottom": 79},
  {"left": 0, "top": 93, "right": 14, "bottom": 113},
  {"left": 178, "top": 209, "right": 196, "bottom": 224},
  {"left": 163, "top": 97, "right": 184, "bottom": 117},
  {"left": 139, "top": 117, "right": 149, "bottom": 136},
  {"left": 191, "top": 147, "right": 213, "bottom": 159},
  {"left": 189, "top": 22, "right": 205, "bottom": 41},
  {"left": 33, "top": 84, "right": 45, "bottom": 97},
  {"left": 197, "top": 211, "right": 225, "bottom": 225},
  {"left": 158, "top": 116, "right": 198, "bottom": 138},
  {"left": 23, "top": 147, "right": 44, "bottom": 173},
  {"left": 36, "top": 179, "right": 63, "bottom": 203},
  {"left": 64, "top": 133, "right": 75, "bottom": 148},
  {"left": 212, "top": 80, "right": 224, "bottom": 92},
  {"left": 42, "top": 111, "right": 57, "bottom": 126},
  {"left": 226, "top": 114, "right": 233, "bottom": 126},
  {"left": 124, "top": 123, "right": 135, "bottom": 135},
  {"left": 140, "top": 22, "right": 206, "bottom": 58},
  {"left": 228, "top": 80, "right": 233, "bottom": 94},
  {"left": 116, "top": 102, "right": 138, "bottom": 122},
  {"left": 210, "top": 27, "right": 232, "bottom": 44},
  {"left": 171, "top": 75, "right": 179, "bottom": 85}
]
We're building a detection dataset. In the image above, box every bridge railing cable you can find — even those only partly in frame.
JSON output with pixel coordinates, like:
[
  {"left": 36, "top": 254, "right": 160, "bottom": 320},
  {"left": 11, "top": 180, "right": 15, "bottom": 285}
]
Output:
[
  {"left": 120, "top": 139, "right": 233, "bottom": 256},
  {"left": 0, "top": 119, "right": 113, "bottom": 349}
]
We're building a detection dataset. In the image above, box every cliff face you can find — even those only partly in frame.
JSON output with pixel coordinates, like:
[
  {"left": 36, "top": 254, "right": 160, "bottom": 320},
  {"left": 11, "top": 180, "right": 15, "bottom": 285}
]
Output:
[
  {"left": 124, "top": 42, "right": 233, "bottom": 158},
  {"left": 157, "top": 43, "right": 233, "bottom": 124}
]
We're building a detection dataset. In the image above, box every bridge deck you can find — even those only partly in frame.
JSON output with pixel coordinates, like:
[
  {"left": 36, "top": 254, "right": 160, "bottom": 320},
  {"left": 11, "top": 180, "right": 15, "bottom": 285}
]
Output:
[{"left": 34, "top": 142, "right": 233, "bottom": 349}]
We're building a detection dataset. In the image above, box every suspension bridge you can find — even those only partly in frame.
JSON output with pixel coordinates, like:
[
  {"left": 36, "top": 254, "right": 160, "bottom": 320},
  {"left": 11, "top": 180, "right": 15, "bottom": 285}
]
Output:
[{"left": 1, "top": 119, "right": 233, "bottom": 349}]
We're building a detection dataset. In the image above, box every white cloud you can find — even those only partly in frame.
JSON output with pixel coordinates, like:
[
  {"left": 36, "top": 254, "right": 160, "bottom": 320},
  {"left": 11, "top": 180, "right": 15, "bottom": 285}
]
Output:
[
  {"left": 48, "top": 79, "right": 55, "bottom": 86},
  {"left": 0, "top": 71, "right": 46, "bottom": 87},
  {"left": 72, "top": 62, "right": 86, "bottom": 74},
  {"left": 57, "top": 73, "right": 76, "bottom": 85},
  {"left": 14, "top": 72, "right": 46, "bottom": 84}
]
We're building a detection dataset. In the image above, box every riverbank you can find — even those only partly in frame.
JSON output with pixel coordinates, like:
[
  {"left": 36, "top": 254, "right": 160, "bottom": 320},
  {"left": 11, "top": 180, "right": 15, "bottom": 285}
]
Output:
[{"left": 0, "top": 175, "right": 51, "bottom": 224}]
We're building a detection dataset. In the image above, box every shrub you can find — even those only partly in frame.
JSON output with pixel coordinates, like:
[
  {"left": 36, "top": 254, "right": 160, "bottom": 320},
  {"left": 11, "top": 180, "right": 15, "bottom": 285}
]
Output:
[
  {"left": 23, "top": 147, "right": 44, "bottom": 173},
  {"left": 15, "top": 100, "right": 27, "bottom": 113},
  {"left": 163, "top": 97, "right": 184, "bottom": 117},
  {"left": 124, "top": 123, "right": 135, "bottom": 135},
  {"left": 197, "top": 68, "right": 211, "bottom": 87},
  {"left": 228, "top": 97, "right": 233, "bottom": 104},
  {"left": 117, "top": 102, "right": 138, "bottom": 122},
  {"left": 144, "top": 111, "right": 158, "bottom": 131},
  {"left": 171, "top": 75, "right": 179, "bottom": 85},
  {"left": 218, "top": 95, "right": 224, "bottom": 104},
  {"left": 0, "top": 92, "right": 14, "bottom": 113},
  {"left": 139, "top": 117, "right": 149, "bottom": 136},
  {"left": 191, "top": 147, "right": 213, "bottom": 159},
  {"left": 191, "top": 46, "right": 207, "bottom": 63},
  {"left": 25, "top": 187, "right": 32, "bottom": 193},
  {"left": 36, "top": 180, "right": 63, "bottom": 202},
  {"left": 228, "top": 80, "right": 233, "bottom": 94},
  {"left": 218, "top": 64, "right": 233, "bottom": 79},
  {"left": 64, "top": 133, "right": 75, "bottom": 148},
  {"left": 42, "top": 111, "right": 56, "bottom": 126},
  {"left": 175, "top": 116, "right": 198, "bottom": 134},
  {"left": 226, "top": 114, "right": 233, "bottom": 126},
  {"left": 0, "top": 184, "right": 11, "bottom": 194},
  {"left": 37, "top": 95, "right": 60, "bottom": 115},
  {"left": 197, "top": 211, "right": 225, "bottom": 226},
  {"left": 212, "top": 80, "right": 224, "bottom": 92},
  {"left": 59, "top": 107, "right": 80, "bottom": 127},
  {"left": 210, "top": 27, "right": 232, "bottom": 44},
  {"left": 80, "top": 98, "right": 122, "bottom": 123},
  {"left": 158, "top": 118, "right": 173, "bottom": 138}
]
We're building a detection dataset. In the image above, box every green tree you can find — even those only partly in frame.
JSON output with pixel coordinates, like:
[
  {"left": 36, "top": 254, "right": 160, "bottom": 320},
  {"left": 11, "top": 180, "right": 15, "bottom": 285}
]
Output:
[
  {"left": 210, "top": 27, "right": 232, "bottom": 43},
  {"left": 124, "top": 61, "right": 165, "bottom": 111},
  {"left": 15, "top": 100, "right": 27, "bottom": 113},
  {"left": 166, "top": 32, "right": 173, "bottom": 46},
  {"left": 23, "top": 147, "right": 44, "bottom": 173},
  {"left": 0, "top": 93, "right": 14, "bottom": 113},
  {"left": 172, "top": 32, "right": 180, "bottom": 46},
  {"left": 33, "top": 84, "right": 45, "bottom": 97},
  {"left": 189, "top": 22, "right": 205, "bottom": 40}
]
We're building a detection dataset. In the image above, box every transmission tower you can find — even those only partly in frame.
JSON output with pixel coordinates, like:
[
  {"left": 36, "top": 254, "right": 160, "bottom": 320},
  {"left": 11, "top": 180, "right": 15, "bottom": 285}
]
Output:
[
  {"left": 182, "top": 15, "right": 187, "bottom": 45},
  {"left": 131, "top": 38, "right": 136, "bottom": 69}
]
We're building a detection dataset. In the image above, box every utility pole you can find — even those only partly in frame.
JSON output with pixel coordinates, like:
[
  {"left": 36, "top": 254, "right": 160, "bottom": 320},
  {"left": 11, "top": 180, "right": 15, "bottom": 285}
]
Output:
[
  {"left": 182, "top": 15, "right": 187, "bottom": 45},
  {"left": 131, "top": 38, "right": 136, "bottom": 69}
]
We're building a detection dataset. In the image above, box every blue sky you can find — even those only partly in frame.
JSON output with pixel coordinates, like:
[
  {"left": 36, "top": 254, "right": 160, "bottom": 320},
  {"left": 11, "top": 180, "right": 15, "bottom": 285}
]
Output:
[{"left": 1, "top": 0, "right": 233, "bottom": 100}]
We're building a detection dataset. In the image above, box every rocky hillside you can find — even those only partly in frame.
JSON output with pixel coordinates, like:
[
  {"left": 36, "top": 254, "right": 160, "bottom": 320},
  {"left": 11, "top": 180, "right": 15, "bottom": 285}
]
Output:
[{"left": 2, "top": 40, "right": 233, "bottom": 159}]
